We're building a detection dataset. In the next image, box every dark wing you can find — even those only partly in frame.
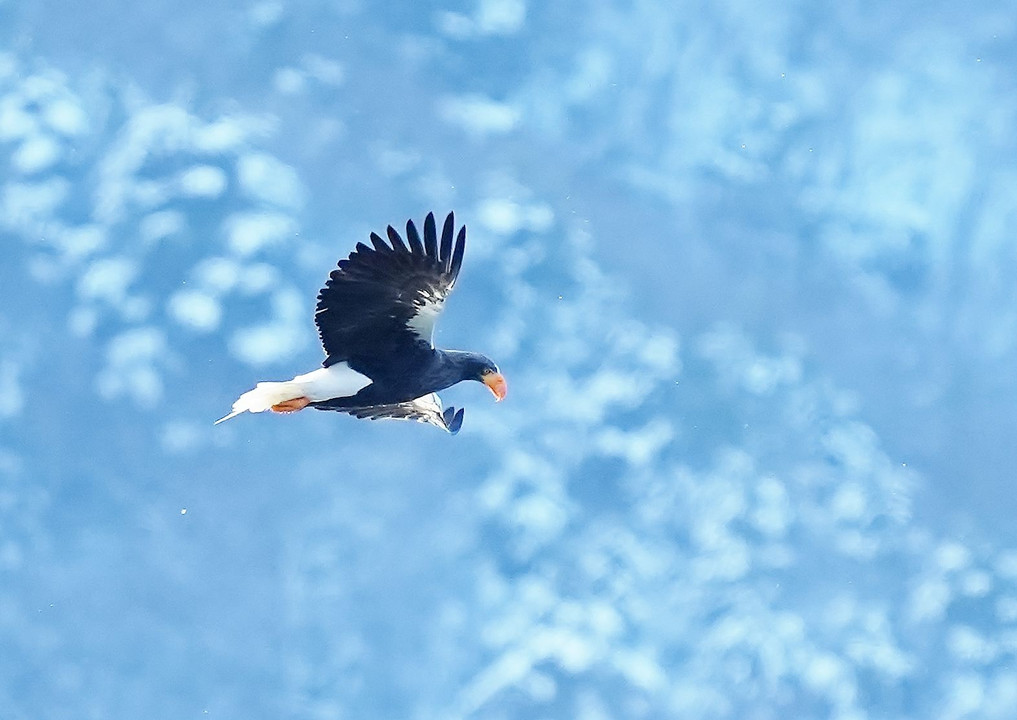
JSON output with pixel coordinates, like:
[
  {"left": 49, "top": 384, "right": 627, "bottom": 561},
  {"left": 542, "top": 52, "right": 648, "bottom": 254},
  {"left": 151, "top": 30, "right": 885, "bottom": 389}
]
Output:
[
  {"left": 316, "top": 393, "right": 465, "bottom": 434},
  {"left": 314, "top": 212, "right": 467, "bottom": 367}
]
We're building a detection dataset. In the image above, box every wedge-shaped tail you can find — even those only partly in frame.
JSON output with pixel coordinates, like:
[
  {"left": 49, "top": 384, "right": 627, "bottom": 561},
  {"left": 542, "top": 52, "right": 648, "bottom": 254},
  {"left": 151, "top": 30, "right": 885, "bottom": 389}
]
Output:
[
  {"left": 214, "top": 381, "right": 305, "bottom": 425},
  {"left": 215, "top": 363, "right": 372, "bottom": 424}
]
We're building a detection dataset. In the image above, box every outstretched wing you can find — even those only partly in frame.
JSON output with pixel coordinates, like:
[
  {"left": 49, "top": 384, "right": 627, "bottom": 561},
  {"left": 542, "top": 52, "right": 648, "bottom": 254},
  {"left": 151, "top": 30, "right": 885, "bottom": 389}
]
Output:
[
  {"left": 314, "top": 212, "right": 467, "bottom": 367},
  {"left": 315, "top": 393, "right": 465, "bottom": 434}
]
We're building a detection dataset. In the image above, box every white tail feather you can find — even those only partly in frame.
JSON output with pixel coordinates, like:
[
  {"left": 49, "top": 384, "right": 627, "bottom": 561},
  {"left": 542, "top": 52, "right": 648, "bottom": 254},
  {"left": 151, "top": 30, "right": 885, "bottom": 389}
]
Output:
[
  {"left": 213, "top": 410, "right": 244, "bottom": 425},
  {"left": 214, "top": 363, "right": 372, "bottom": 425},
  {"left": 214, "top": 381, "right": 304, "bottom": 424}
]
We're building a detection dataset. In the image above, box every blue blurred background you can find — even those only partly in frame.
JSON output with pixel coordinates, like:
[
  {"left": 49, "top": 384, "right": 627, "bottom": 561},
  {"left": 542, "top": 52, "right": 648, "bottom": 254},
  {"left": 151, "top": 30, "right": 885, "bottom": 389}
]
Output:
[{"left": 2, "top": 1, "right": 1015, "bottom": 718}]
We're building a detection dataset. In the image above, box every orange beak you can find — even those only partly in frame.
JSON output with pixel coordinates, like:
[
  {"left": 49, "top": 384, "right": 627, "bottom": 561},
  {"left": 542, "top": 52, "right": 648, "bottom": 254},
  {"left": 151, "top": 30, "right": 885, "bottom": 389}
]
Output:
[{"left": 483, "top": 372, "right": 508, "bottom": 402}]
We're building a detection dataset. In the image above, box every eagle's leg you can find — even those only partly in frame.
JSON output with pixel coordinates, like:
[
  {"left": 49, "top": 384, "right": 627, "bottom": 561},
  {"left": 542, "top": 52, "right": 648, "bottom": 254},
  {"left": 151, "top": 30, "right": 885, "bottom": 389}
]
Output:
[{"left": 271, "top": 397, "right": 311, "bottom": 413}]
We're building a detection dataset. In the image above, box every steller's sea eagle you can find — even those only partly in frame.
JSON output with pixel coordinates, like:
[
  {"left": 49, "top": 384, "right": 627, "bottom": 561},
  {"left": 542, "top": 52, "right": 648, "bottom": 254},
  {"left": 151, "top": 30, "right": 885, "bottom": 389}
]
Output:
[{"left": 215, "top": 212, "right": 506, "bottom": 434}]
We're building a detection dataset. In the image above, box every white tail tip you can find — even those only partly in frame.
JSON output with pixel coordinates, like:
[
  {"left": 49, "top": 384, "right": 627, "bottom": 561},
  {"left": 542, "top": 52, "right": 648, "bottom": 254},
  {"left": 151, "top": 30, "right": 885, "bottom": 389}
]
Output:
[
  {"left": 214, "top": 379, "right": 308, "bottom": 426},
  {"left": 213, "top": 410, "right": 244, "bottom": 425}
]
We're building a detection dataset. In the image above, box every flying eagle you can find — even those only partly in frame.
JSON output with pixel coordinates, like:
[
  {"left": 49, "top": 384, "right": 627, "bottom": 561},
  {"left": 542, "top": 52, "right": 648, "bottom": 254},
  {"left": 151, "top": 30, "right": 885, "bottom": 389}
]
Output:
[{"left": 215, "top": 212, "right": 506, "bottom": 434}]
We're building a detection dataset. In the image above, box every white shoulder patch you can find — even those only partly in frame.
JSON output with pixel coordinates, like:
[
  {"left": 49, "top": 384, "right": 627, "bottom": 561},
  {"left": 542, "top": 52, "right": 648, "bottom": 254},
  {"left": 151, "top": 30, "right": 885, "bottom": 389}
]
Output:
[
  {"left": 408, "top": 294, "right": 445, "bottom": 344},
  {"left": 292, "top": 363, "right": 372, "bottom": 402}
]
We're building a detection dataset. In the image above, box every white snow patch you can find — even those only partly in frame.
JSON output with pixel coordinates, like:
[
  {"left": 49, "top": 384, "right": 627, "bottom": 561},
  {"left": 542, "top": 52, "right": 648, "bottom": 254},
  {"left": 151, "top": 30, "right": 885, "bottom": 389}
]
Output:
[
  {"left": 273, "top": 68, "right": 306, "bottom": 95},
  {"left": 303, "top": 54, "right": 345, "bottom": 86},
  {"left": 237, "top": 153, "right": 304, "bottom": 209},
  {"left": 161, "top": 420, "right": 203, "bottom": 454},
  {"left": 743, "top": 355, "right": 801, "bottom": 394},
  {"left": 119, "top": 296, "right": 151, "bottom": 322},
  {"left": 566, "top": 49, "right": 614, "bottom": 102},
  {"left": 693, "top": 538, "right": 751, "bottom": 582},
  {"left": 2, "top": 179, "right": 69, "bottom": 226},
  {"left": 587, "top": 602, "right": 623, "bottom": 638},
  {"left": 996, "top": 550, "right": 1017, "bottom": 579},
  {"left": 194, "top": 256, "right": 242, "bottom": 293},
  {"left": 13, "top": 135, "right": 61, "bottom": 174},
  {"left": 0, "top": 362, "right": 24, "bottom": 419},
  {"left": 441, "top": 94, "right": 520, "bottom": 137},
  {"left": 477, "top": 198, "right": 554, "bottom": 235},
  {"left": 596, "top": 419, "right": 673, "bottom": 466},
  {"left": 268, "top": 58, "right": 342, "bottom": 98},
  {"left": 510, "top": 493, "right": 567, "bottom": 537},
  {"left": 97, "top": 327, "right": 167, "bottom": 406},
  {"left": 936, "top": 542, "right": 971, "bottom": 572},
  {"left": 97, "top": 366, "right": 162, "bottom": 406},
  {"left": 571, "top": 368, "right": 649, "bottom": 422},
  {"left": 229, "top": 290, "right": 304, "bottom": 363},
  {"left": 959, "top": 570, "right": 992, "bottom": 597},
  {"left": 437, "top": 0, "right": 526, "bottom": 37},
  {"left": 193, "top": 118, "right": 249, "bottom": 153},
  {"left": 237, "top": 264, "right": 279, "bottom": 294},
  {"left": 943, "top": 674, "right": 985, "bottom": 718},
  {"left": 520, "top": 671, "right": 555, "bottom": 702},
  {"left": 105, "top": 327, "right": 165, "bottom": 366},
  {"left": 698, "top": 326, "right": 804, "bottom": 395},
  {"left": 436, "top": 11, "right": 474, "bottom": 39},
  {"left": 224, "top": 212, "right": 298, "bottom": 256},
  {"left": 0, "top": 98, "right": 36, "bottom": 140},
  {"left": 249, "top": 0, "right": 284, "bottom": 27},
  {"left": 56, "top": 225, "right": 107, "bottom": 260},
  {"left": 455, "top": 649, "right": 534, "bottom": 717},
  {"left": 20, "top": 73, "right": 64, "bottom": 101},
  {"left": 168, "top": 290, "right": 222, "bottom": 332},
  {"left": 909, "top": 578, "right": 951, "bottom": 622},
  {"left": 830, "top": 483, "right": 867, "bottom": 521},
  {"left": 823, "top": 422, "right": 880, "bottom": 474},
  {"left": 804, "top": 652, "right": 845, "bottom": 691},
  {"left": 997, "top": 596, "right": 1017, "bottom": 623},
  {"left": 140, "top": 210, "right": 185, "bottom": 244},
  {"left": 947, "top": 626, "right": 996, "bottom": 664},
  {"left": 475, "top": 0, "right": 526, "bottom": 35},
  {"left": 93, "top": 104, "right": 195, "bottom": 222},
  {"left": 178, "top": 165, "right": 227, "bottom": 197},
  {"left": 132, "top": 179, "right": 171, "bottom": 209},
  {"left": 613, "top": 649, "right": 666, "bottom": 691},
  {"left": 534, "top": 628, "right": 594, "bottom": 672},
  {"left": 229, "top": 323, "right": 302, "bottom": 364},
  {"left": 78, "top": 257, "right": 137, "bottom": 304},
  {"left": 753, "top": 477, "right": 792, "bottom": 537},
  {"left": 68, "top": 307, "right": 98, "bottom": 337},
  {"left": 43, "top": 97, "right": 88, "bottom": 136},
  {"left": 373, "top": 145, "right": 421, "bottom": 176},
  {"left": 639, "top": 333, "right": 680, "bottom": 372},
  {"left": 271, "top": 287, "right": 304, "bottom": 320}
]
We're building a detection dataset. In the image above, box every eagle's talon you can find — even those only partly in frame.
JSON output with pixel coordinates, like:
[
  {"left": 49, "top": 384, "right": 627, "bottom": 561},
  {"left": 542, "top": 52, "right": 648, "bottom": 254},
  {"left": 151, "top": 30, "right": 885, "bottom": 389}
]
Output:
[{"left": 271, "top": 397, "right": 311, "bottom": 413}]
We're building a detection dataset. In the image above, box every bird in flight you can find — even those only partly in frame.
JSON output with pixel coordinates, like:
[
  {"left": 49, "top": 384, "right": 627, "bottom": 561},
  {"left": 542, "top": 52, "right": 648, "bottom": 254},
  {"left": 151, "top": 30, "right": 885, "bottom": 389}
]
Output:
[{"left": 215, "top": 212, "right": 506, "bottom": 433}]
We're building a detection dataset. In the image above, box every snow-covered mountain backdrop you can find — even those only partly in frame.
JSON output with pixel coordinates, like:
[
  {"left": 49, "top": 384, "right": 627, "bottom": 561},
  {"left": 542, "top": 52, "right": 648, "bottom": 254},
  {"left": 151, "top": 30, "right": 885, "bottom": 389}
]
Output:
[{"left": 2, "top": 1, "right": 1016, "bottom": 718}]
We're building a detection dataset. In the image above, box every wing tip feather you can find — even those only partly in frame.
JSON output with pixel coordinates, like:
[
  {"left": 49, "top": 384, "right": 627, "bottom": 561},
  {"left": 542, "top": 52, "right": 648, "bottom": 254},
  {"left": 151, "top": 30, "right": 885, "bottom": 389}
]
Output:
[
  {"left": 405, "top": 219, "right": 425, "bottom": 255},
  {"left": 450, "top": 225, "right": 467, "bottom": 279},
  {"left": 422, "top": 212, "right": 437, "bottom": 256},
  {"left": 443, "top": 406, "right": 465, "bottom": 434}
]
